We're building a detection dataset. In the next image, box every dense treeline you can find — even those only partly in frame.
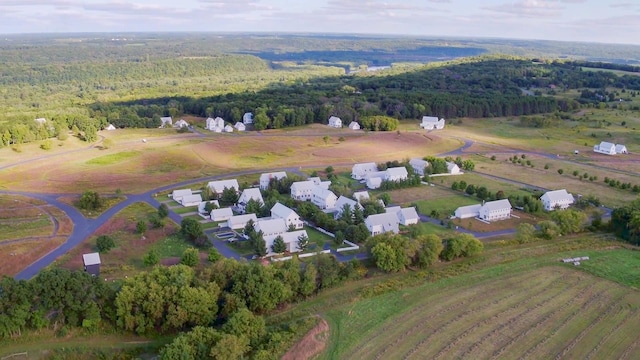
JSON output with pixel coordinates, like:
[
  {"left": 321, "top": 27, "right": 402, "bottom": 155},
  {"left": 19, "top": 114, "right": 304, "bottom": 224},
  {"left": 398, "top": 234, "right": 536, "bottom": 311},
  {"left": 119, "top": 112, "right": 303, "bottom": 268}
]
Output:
[{"left": 0, "top": 254, "right": 365, "bottom": 358}]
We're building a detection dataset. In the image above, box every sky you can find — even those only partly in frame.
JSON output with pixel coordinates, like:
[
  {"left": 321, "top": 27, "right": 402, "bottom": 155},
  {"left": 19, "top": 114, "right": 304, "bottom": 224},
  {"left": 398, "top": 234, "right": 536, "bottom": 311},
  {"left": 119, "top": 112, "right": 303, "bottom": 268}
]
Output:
[{"left": 0, "top": 0, "right": 639, "bottom": 45}]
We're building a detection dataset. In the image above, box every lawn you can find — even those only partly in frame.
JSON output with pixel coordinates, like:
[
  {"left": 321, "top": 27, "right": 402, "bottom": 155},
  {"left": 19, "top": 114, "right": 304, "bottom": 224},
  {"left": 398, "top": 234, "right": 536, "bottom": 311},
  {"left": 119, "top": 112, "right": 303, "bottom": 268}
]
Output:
[
  {"left": 173, "top": 205, "right": 198, "bottom": 215},
  {"left": 305, "top": 226, "right": 333, "bottom": 246},
  {"left": 563, "top": 248, "right": 640, "bottom": 288}
]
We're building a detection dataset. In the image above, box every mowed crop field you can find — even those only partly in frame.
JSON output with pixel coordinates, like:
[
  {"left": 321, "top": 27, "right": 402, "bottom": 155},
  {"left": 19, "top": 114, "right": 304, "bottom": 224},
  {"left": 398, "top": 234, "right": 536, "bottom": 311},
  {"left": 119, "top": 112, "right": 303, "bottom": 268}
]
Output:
[{"left": 324, "top": 266, "right": 640, "bottom": 360}]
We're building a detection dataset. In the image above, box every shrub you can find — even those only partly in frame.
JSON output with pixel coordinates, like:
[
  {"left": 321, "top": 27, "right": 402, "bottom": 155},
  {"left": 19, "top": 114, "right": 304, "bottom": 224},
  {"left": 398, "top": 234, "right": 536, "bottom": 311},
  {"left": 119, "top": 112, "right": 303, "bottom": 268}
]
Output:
[{"left": 96, "top": 235, "right": 116, "bottom": 253}]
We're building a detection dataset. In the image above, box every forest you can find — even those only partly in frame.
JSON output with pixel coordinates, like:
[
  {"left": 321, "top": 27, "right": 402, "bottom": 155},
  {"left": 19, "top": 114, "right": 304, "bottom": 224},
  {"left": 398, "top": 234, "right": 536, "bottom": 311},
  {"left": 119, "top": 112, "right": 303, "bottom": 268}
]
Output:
[{"left": 2, "top": 33, "right": 640, "bottom": 147}]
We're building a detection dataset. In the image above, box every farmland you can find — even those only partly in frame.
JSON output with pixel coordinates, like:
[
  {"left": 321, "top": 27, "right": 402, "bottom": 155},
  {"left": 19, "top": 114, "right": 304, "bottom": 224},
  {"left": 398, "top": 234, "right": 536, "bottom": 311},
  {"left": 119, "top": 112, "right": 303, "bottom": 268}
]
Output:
[{"left": 326, "top": 265, "right": 639, "bottom": 359}]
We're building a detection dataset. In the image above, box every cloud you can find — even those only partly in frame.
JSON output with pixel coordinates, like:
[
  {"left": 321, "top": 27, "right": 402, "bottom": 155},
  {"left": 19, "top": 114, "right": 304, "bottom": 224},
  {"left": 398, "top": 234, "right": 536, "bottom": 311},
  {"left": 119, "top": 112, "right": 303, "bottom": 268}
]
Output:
[{"left": 481, "top": 0, "right": 589, "bottom": 18}]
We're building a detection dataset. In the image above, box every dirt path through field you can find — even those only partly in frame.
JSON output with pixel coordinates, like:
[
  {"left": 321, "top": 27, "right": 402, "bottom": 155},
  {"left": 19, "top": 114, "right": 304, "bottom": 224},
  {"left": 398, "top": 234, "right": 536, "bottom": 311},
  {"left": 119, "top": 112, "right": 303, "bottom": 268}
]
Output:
[{"left": 282, "top": 317, "right": 329, "bottom": 360}]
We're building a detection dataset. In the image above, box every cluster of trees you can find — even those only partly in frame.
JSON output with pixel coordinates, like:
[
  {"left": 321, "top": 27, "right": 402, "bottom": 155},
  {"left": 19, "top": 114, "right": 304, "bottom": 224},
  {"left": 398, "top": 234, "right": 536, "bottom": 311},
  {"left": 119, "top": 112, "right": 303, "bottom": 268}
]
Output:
[
  {"left": 603, "top": 177, "right": 640, "bottom": 193},
  {"left": 366, "top": 232, "right": 483, "bottom": 272},
  {"left": 359, "top": 115, "right": 399, "bottom": 131},
  {"left": 0, "top": 269, "right": 115, "bottom": 338},
  {"left": 516, "top": 208, "right": 589, "bottom": 242},
  {"left": 454, "top": 182, "right": 501, "bottom": 201},
  {"left": 0, "top": 249, "right": 366, "bottom": 356},
  {"left": 378, "top": 174, "right": 422, "bottom": 191},
  {"left": 610, "top": 198, "right": 640, "bottom": 245}
]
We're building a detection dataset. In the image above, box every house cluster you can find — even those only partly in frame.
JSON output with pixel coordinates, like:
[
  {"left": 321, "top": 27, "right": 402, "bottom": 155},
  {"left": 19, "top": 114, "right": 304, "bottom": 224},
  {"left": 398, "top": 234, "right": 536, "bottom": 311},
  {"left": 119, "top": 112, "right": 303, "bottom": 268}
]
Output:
[
  {"left": 351, "top": 162, "right": 409, "bottom": 189},
  {"left": 158, "top": 116, "right": 190, "bottom": 129},
  {"left": 203, "top": 112, "right": 254, "bottom": 133},
  {"left": 206, "top": 117, "right": 235, "bottom": 133},
  {"left": 408, "top": 158, "right": 461, "bottom": 176},
  {"left": 420, "top": 116, "right": 445, "bottom": 130},
  {"left": 327, "top": 116, "right": 361, "bottom": 130},
  {"left": 593, "top": 141, "right": 628, "bottom": 155},
  {"left": 364, "top": 206, "right": 420, "bottom": 236},
  {"left": 453, "top": 188, "right": 576, "bottom": 222},
  {"left": 171, "top": 174, "right": 308, "bottom": 257}
]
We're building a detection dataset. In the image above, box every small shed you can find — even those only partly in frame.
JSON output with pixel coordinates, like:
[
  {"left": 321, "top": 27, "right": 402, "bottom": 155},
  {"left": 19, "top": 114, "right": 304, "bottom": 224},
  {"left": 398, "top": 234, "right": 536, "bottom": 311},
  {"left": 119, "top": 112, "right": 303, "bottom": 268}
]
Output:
[{"left": 82, "top": 252, "right": 101, "bottom": 276}]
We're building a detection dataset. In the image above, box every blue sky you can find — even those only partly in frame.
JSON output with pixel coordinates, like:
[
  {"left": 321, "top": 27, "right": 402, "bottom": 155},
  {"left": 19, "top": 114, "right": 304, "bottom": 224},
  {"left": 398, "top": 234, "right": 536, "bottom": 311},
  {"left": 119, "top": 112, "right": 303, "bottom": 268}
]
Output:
[{"left": 1, "top": 0, "right": 639, "bottom": 45}]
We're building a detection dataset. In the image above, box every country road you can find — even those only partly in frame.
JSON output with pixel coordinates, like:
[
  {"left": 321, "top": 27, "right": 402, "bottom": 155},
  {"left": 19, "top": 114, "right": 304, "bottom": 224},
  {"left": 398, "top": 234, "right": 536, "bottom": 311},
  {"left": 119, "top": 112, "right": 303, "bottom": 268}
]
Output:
[{"left": 0, "top": 131, "right": 630, "bottom": 280}]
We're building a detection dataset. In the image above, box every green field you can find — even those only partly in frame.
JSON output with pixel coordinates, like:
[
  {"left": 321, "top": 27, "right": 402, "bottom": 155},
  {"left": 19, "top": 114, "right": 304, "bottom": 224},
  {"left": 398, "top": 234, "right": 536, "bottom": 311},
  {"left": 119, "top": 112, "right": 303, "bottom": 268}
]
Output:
[{"left": 85, "top": 151, "right": 140, "bottom": 166}]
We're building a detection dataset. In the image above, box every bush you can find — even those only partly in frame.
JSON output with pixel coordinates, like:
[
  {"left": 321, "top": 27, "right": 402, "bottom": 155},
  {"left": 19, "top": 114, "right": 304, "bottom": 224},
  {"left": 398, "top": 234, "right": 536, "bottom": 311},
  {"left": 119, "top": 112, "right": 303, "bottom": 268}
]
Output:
[
  {"left": 180, "top": 248, "right": 200, "bottom": 267},
  {"left": 96, "top": 235, "right": 115, "bottom": 253},
  {"left": 143, "top": 249, "right": 159, "bottom": 266},
  {"left": 78, "top": 191, "right": 103, "bottom": 211}
]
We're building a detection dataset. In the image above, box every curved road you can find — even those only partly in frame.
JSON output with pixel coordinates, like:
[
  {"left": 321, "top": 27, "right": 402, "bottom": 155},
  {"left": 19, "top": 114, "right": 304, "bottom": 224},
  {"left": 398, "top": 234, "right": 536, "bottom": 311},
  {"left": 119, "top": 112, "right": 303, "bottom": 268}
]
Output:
[{"left": 1, "top": 131, "right": 629, "bottom": 279}]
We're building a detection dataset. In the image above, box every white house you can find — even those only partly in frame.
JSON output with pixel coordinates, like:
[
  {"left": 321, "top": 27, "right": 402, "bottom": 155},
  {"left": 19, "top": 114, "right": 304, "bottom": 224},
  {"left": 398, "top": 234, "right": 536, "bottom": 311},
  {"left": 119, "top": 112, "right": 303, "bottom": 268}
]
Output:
[
  {"left": 255, "top": 218, "right": 288, "bottom": 238},
  {"left": 181, "top": 194, "right": 203, "bottom": 207},
  {"left": 171, "top": 189, "right": 192, "bottom": 202},
  {"left": 420, "top": 116, "right": 445, "bottom": 130},
  {"left": 353, "top": 191, "right": 370, "bottom": 203},
  {"left": 446, "top": 162, "right": 461, "bottom": 175},
  {"left": 174, "top": 119, "right": 189, "bottom": 128},
  {"left": 105, "top": 124, "right": 116, "bottom": 131},
  {"left": 366, "top": 177, "right": 383, "bottom": 190},
  {"left": 210, "top": 207, "right": 234, "bottom": 222},
  {"left": 593, "top": 141, "right": 617, "bottom": 155},
  {"left": 308, "top": 177, "right": 331, "bottom": 189},
  {"left": 328, "top": 116, "right": 343, "bottom": 128},
  {"left": 348, "top": 121, "right": 361, "bottom": 130},
  {"left": 351, "top": 162, "right": 379, "bottom": 180},
  {"left": 365, "top": 213, "right": 400, "bottom": 236},
  {"left": 227, "top": 213, "right": 258, "bottom": 230},
  {"left": 264, "top": 230, "right": 308, "bottom": 256},
  {"left": 234, "top": 122, "right": 246, "bottom": 131},
  {"left": 206, "top": 117, "right": 225, "bottom": 132},
  {"left": 385, "top": 167, "right": 409, "bottom": 182},
  {"left": 615, "top": 144, "right": 628, "bottom": 154},
  {"left": 160, "top": 116, "right": 173, "bottom": 127},
  {"left": 540, "top": 189, "right": 575, "bottom": 211},
  {"left": 207, "top": 179, "right": 239, "bottom": 194},
  {"left": 236, "top": 188, "right": 264, "bottom": 213},
  {"left": 409, "top": 158, "right": 429, "bottom": 176},
  {"left": 198, "top": 200, "right": 220, "bottom": 214},
  {"left": 479, "top": 199, "right": 512, "bottom": 221},
  {"left": 385, "top": 206, "right": 420, "bottom": 226},
  {"left": 312, "top": 187, "right": 338, "bottom": 210},
  {"left": 34, "top": 117, "right": 47, "bottom": 125},
  {"left": 290, "top": 180, "right": 317, "bottom": 201},
  {"left": 271, "top": 202, "right": 304, "bottom": 229},
  {"left": 243, "top": 112, "right": 254, "bottom": 124},
  {"left": 454, "top": 204, "right": 482, "bottom": 219},
  {"left": 224, "top": 124, "right": 234, "bottom": 133},
  {"left": 260, "top": 172, "right": 287, "bottom": 190},
  {"left": 334, "top": 196, "right": 362, "bottom": 219}
]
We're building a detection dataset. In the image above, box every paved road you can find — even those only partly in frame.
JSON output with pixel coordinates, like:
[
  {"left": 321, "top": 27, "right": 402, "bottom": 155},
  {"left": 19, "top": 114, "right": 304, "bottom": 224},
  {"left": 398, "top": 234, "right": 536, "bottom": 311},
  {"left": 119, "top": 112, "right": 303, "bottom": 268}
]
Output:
[{"left": 2, "top": 132, "right": 627, "bottom": 279}]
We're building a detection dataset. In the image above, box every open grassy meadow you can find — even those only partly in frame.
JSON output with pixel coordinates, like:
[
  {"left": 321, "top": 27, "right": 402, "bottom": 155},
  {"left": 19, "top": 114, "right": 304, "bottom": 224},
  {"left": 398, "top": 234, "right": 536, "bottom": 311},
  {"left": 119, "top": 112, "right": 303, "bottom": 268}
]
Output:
[
  {"left": 0, "top": 195, "right": 74, "bottom": 276},
  {"left": 54, "top": 202, "right": 182, "bottom": 280},
  {"left": 0, "top": 130, "right": 458, "bottom": 194}
]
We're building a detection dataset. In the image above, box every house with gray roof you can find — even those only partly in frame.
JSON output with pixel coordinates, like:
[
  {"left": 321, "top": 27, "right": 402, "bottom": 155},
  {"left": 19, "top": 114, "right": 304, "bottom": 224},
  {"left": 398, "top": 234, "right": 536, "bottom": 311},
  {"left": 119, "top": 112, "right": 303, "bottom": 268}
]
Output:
[
  {"left": 365, "top": 212, "right": 400, "bottom": 236},
  {"left": 540, "top": 189, "right": 575, "bottom": 211}
]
